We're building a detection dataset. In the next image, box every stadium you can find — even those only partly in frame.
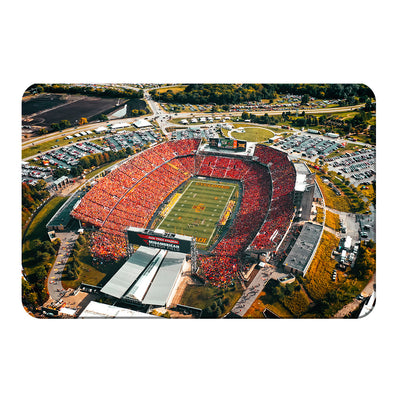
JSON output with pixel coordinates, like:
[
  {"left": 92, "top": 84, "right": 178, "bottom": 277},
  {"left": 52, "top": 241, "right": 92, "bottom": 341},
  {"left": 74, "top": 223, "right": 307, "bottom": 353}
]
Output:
[{"left": 70, "top": 137, "right": 297, "bottom": 292}]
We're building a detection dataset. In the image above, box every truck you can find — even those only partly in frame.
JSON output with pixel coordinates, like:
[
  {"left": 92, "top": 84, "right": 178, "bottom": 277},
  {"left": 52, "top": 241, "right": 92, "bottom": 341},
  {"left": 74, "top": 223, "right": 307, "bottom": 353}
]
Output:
[{"left": 340, "top": 250, "right": 347, "bottom": 263}]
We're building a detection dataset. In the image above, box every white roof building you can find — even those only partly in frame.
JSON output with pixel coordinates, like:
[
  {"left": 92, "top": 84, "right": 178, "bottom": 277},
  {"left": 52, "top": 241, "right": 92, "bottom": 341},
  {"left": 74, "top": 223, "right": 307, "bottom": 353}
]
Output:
[
  {"left": 111, "top": 122, "right": 130, "bottom": 130},
  {"left": 79, "top": 301, "right": 156, "bottom": 318},
  {"left": 100, "top": 246, "right": 186, "bottom": 307},
  {"left": 134, "top": 119, "right": 152, "bottom": 128}
]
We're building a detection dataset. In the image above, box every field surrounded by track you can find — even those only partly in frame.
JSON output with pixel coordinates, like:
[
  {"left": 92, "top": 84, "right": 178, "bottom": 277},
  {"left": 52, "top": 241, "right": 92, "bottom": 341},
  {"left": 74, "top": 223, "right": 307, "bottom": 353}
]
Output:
[{"left": 157, "top": 178, "right": 239, "bottom": 248}]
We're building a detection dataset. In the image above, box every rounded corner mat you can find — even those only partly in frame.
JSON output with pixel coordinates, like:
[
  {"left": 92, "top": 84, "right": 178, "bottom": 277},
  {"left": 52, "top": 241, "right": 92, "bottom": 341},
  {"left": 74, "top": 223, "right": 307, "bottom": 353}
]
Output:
[{"left": 22, "top": 83, "right": 376, "bottom": 319}]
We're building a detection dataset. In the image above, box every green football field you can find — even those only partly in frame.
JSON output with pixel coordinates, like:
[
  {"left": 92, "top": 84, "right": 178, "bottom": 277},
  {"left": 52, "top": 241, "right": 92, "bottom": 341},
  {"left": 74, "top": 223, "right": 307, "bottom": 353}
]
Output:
[{"left": 157, "top": 178, "right": 239, "bottom": 248}]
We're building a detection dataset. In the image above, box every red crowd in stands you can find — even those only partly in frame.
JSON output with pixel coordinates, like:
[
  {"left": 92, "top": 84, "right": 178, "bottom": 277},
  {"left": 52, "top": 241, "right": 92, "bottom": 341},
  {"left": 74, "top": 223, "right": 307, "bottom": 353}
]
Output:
[
  {"left": 198, "top": 255, "right": 238, "bottom": 287},
  {"left": 72, "top": 141, "right": 295, "bottom": 286}
]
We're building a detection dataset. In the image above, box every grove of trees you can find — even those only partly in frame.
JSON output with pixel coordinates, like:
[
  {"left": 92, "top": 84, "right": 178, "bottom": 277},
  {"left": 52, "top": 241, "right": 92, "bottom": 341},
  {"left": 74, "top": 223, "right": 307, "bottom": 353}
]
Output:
[
  {"left": 22, "top": 180, "right": 50, "bottom": 226},
  {"left": 150, "top": 84, "right": 375, "bottom": 105},
  {"left": 28, "top": 84, "right": 144, "bottom": 100}
]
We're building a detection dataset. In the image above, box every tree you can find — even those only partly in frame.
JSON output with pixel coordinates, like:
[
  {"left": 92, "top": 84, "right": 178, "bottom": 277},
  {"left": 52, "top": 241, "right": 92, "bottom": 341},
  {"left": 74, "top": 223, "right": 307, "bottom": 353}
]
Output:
[
  {"left": 22, "top": 278, "right": 38, "bottom": 307},
  {"left": 301, "top": 94, "right": 310, "bottom": 105},
  {"left": 79, "top": 156, "right": 91, "bottom": 169},
  {"left": 51, "top": 123, "right": 60, "bottom": 131},
  {"left": 33, "top": 265, "right": 47, "bottom": 283},
  {"left": 79, "top": 117, "right": 88, "bottom": 125},
  {"left": 59, "top": 120, "right": 71, "bottom": 130}
]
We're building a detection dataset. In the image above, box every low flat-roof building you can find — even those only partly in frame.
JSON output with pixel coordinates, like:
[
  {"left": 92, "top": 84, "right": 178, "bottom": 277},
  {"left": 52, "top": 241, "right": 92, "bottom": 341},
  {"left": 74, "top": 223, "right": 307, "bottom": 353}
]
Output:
[
  {"left": 283, "top": 222, "right": 323, "bottom": 276},
  {"left": 134, "top": 119, "right": 152, "bottom": 129},
  {"left": 79, "top": 301, "right": 157, "bottom": 318},
  {"left": 95, "top": 126, "right": 107, "bottom": 133},
  {"left": 111, "top": 122, "right": 130, "bottom": 130}
]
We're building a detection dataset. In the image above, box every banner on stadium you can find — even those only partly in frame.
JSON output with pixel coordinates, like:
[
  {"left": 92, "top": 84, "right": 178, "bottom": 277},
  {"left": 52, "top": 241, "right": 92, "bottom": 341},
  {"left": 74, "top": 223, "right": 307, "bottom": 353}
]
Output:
[
  {"left": 208, "top": 138, "right": 247, "bottom": 152},
  {"left": 127, "top": 228, "right": 193, "bottom": 254}
]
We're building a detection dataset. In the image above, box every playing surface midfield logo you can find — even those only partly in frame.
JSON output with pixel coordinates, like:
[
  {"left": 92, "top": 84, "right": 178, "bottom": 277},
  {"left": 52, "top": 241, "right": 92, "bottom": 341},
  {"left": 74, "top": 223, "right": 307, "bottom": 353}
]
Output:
[{"left": 193, "top": 203, "right": 206, "bottom": 213}]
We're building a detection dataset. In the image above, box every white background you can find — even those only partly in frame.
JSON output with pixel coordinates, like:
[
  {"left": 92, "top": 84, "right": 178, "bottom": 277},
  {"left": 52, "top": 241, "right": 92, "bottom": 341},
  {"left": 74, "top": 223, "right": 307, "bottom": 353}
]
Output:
[{"left": 2, "top": 1, "right": 398, "bottom": 399}]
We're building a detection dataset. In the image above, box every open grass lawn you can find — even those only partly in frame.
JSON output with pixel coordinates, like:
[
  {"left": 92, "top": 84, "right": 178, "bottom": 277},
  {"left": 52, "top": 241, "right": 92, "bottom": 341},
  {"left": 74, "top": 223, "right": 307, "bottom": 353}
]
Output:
[
  {"left": 22, "top": 196, "right": 67, "bottom": 275},
  {"left": 155, "top": 85, "right": 187, "bottom": 95},
  {"left": 157, "top": 179, "right": 238, "bottom": 249},
  {"left": 325, "top": 209, "right": 341, "bottom": 231},
  {"left": 315, "top": 206, "right": 324, "bottom": 224},
  {"left": 315, "top": 174, "right": 353, "bottom": 212},
  {"left": 227, "top": 126, "right": 275, "bottom": 142},
  {"left": 359, "top": 183, "right": 375, "bottom": 204},
  {"left": 61, "top": 245, "right": 124, "bottom": 290},
  {"left": 23, "top": 197, "right": 66, "bottom": 254},
  {"left": 303, "top": 230, "right": 339, "bottom": 301},
  {"left": 179, "top": 283, "right": 243, "bottom": 315}
]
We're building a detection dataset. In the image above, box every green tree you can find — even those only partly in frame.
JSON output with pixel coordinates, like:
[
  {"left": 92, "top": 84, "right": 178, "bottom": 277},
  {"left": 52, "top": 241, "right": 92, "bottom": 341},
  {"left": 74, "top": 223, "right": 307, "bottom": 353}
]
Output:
[
  {"left": 301, "top": 94, "right": 310, "bottom": 105},
  {"left": 22, "top": 278, "right": 38, "bottom": 307},
  {"left": 59, "top": 120, "right": 71, "bottom": 129},
  {"left": 33, "top": 265, "right": 47, "bottom": 283},
  {"left": 51, "top": 123, "right": 60, "bottom": 131}
]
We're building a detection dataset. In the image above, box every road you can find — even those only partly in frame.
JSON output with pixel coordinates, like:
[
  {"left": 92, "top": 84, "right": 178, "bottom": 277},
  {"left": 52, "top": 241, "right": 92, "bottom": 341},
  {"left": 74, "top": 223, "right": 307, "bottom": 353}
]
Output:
[
  {"left": 230, "top": 266, "right": 286, "bottom": 317},
  {"left": 47, "top": 231, "right": 79, "bottom": 301}
]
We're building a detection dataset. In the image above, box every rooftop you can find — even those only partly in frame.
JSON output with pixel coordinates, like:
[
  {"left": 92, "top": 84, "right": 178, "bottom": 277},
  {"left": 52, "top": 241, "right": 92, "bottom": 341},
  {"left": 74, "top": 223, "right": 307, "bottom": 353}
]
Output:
[
  {"left": 283, "top": 222, "right": 323, "bottom": 275},
  {"left": 79, "top": 301, "right": 157, "bottom": 318}
]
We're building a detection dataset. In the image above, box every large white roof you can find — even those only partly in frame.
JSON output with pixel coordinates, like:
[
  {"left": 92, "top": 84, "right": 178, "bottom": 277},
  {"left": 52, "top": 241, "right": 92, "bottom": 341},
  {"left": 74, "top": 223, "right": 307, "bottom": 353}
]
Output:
[
  {"left": 134, "top": 119, "right": 152, "bottom": 128},
  {"left": 79, "top": 301, "right": 156, "bottom": 318},
  {"left": 100, "top": 247, "right": 160, "bottom": 299}
]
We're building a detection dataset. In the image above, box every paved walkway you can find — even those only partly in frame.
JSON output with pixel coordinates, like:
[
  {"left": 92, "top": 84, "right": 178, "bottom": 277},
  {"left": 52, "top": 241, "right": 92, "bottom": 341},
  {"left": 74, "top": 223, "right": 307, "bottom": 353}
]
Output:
[
  {"left": 47, "top": 231, "right": 79, "bottom": 301},
  {"left": 231, "top": 266, "right": 286, "bottom": 317}
]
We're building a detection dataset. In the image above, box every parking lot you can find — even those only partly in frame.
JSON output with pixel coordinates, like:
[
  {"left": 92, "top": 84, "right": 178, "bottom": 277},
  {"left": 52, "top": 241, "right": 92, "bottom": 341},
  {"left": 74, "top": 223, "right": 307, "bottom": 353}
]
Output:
[
  {"left": 22, "top": 164, "right": 52, "bottom": 184},
  {"left": 325, "top": 148, "right": 376, "bottom": 183},
  {"left": 277, "top": 133, "right": 343, "bottom": 158},
  {"left": 22, "top": 126, "right": 163, "bottom": 186},
  {"left": 103, "top": 129, "right": 160, "bottom": 151}
]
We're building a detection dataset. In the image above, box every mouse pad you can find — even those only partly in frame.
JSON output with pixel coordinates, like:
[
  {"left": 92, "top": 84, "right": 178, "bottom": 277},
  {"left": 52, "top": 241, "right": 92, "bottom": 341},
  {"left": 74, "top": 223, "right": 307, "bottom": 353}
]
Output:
[{"left": 21, "top": 83, "right": 376, "bottom": 319}]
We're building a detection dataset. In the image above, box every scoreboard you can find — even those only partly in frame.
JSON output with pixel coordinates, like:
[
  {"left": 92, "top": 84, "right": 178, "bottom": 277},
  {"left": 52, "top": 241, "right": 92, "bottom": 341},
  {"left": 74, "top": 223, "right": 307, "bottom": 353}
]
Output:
[
  {"left": 127, "top": 227, "right": 193, "bottom": 254},
  {"left": 209, "top": 138, "right": 247, "bottom": 152}
]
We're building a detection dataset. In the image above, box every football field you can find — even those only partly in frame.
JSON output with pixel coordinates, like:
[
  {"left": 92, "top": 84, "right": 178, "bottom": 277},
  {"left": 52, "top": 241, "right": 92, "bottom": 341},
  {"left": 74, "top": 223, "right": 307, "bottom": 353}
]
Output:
[{"left": 157, "top": 179, "right": 239, "bottom": 248}]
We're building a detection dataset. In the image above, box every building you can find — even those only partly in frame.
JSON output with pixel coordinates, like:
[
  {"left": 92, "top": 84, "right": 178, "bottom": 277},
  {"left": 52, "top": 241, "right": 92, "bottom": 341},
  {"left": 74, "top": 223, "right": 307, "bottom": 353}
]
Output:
[
  {"left": 293, "top": 163, "right": 316, "bottom": 221},
  {"left": 94, "top": 126, "right": 107, "bottom": 134},
  {"left": 100, "top": 246, "right": 187, "bottom": 308},
  {"left": 79, "top": 301, "right": 157, "bottom": 318},
  {"left": 133, "top": 119, "right": 152, "bottom": 129},
  {"left": 344, "top": 236, "right": 352, "bottom": 250},
  {"left": 111, "top": 122, "right": 130, "bottom": 130},
  {"left": 283, "top": 222, "right": 323, "bottom": 276}
]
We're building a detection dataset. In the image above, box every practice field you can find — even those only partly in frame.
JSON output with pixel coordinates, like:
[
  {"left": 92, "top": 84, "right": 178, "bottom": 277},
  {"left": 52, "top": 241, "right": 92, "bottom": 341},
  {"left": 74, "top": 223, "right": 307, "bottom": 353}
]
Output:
[{"left": 157, "top": 178, "right": 239, "bottom": 248}]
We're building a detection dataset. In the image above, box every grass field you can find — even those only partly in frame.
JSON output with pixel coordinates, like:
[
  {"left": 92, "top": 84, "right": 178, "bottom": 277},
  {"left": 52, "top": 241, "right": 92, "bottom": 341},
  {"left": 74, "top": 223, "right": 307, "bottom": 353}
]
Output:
[
  {"left": 157, "top": 178, "right": 238, "bottom": 249},
  {"left": 227, "top": 126, "right": 274, "bottom": 142}
]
